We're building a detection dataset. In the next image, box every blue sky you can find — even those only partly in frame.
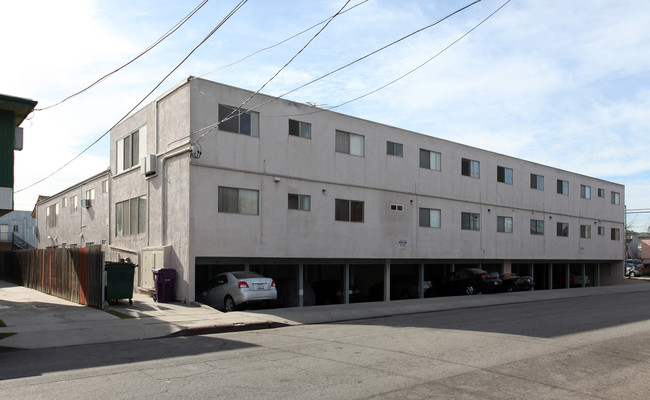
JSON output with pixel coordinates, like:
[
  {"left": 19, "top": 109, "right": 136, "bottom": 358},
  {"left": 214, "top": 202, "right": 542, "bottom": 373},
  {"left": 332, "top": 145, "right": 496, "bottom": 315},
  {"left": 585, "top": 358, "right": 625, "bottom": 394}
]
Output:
[{"left": 3, "top": 0, "right": 649, "bottom": 231}]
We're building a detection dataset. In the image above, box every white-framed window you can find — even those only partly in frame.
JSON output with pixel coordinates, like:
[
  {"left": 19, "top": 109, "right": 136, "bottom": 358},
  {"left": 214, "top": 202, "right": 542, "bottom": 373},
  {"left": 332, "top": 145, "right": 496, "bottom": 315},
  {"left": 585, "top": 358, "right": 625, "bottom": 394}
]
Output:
[
  {"left": 115, "top": 196, "right": 147, "bottom": 237},
  {"left": 335, "top": 130, "right": 364, "bottom": 157},
  {"left": 218, "top": 104, "right": 259, "bottom": 137},
  {"left": 580, "top": 225, "right": 591, "bottom": 239},
  {"left": 461, "top": 158, "right": 480, "bottom": 178},
  {"left": 117, "top": 126, "right": 147, "bottom": 174},
  {"left": 218, "top": 187, "right": 259, "bottom": 215},
  {"left": 557, "top": 179, "right": 569, "bottom": 195},
  {"left": 497, "top": 166, "right": 513, "bottom": 184},
  {"left": 390, "top": 204, "right": 404, "bottom": 212},
  {"left": 556, "top": 222, "right": 569, "bottom": 237},
  {"left": 289, "top": 119, "right": 311, "bottom": 139},
  {"left": 70, "top": 195, "right": 79, "bottom": 213},
  {"left": 461, "top": 212, "right": 480, "bottom": 231},
  {"left": 288, "top": 194, "right": 311, "bottom": 211},
  {"left": 419, "top": 208, "right": 441, "bottom": 228},
  {"left": 102, "top": 179, "right": 109, "bottom": 193},
  {"left": 611, "top": 228, "right": 620, "bottom": 240},
  {"left": 387, "top": 141, "right": 403, "bottom": 157},
  {"left": 46, "top": 203, "right": 59, "bottom": 228},
  {"left": 62, "top": 197, "right": 67, "bottom": 208},
  {"left": 530, "top": 219, "right": 544, "bottom": 235},
  {"left": 530, "top": 174, "right": 544, "bottom": 190},
  {"left": 335, "top": 199, "right": 364, "bottom": 222},
  {"left": 419, "top": 149, "right": 441, "bottom": 171},
  {"left": 580, "top": 185, "right": 591, "bottom": 199},
  {"left": 611, "top": 192, "right": 620, "bottom": 205},
  {"left": 598, "top": 226, "right": 605, "bottom": 236},
  {"left": 597, "top": 188, "right": 605, "bottom": 198},
  {"left": 497, "top": 216, "right": 513, "bottom": 233},
  {"left": 86, "top": 188, "right": 95, "bottom": 201}
]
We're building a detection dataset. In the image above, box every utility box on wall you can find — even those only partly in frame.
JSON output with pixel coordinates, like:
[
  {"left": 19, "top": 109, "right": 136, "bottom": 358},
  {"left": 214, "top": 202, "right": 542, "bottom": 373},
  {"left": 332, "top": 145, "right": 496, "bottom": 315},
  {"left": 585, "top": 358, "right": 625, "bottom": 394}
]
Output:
[{"left": 141, "top": 246, "right": 171, "bottom": 289}]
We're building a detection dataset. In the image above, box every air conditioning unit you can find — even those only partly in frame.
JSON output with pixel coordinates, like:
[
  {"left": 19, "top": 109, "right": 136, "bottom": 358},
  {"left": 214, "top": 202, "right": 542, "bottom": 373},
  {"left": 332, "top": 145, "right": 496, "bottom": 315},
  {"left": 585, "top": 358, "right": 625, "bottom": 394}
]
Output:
[
  {"left": 80, "top": 199, "right": 91, "bottom": 208},
  {"left": 141, "top": 154, "right": 157, "bottom": 177}
]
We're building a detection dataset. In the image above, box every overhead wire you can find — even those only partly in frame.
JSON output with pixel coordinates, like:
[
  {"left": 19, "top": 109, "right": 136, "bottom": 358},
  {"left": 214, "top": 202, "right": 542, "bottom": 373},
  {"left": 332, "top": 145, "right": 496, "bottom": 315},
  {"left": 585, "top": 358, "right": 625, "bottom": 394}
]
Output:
[
  {"left": 16, "top": 0, "right": 248, "bottom": 194},
  {"left": 35, "top": 0, "right": 210, "bottom": 112}
]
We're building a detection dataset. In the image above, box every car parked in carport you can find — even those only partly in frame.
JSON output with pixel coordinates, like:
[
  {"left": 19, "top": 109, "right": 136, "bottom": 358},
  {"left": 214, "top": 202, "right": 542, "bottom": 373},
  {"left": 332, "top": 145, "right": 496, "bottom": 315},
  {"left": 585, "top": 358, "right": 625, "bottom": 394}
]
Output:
[
  {"left": 425, "top": 268, "right": 501, "bottom": 297},
  {"left": 499, "top": 273, "right": 535, "bottom": 292},
  {"left": 196, "top": 271, "right": 277, "bottom": 312},
  {"left": 367, "top": 274, "right": 433, "bottom": 301},
  {"left": 311, "top": 280, "right": 362, "bottom": 305}
]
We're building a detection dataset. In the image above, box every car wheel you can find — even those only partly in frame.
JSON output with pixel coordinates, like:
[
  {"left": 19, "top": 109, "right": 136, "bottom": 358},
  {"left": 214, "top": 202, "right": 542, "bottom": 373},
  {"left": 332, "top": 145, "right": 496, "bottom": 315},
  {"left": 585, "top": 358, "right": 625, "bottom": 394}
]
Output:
[
  {"left": 224, "top": 296, "right": 236, "bottom": 312},
  {"left": 465, "top": 284, "right": 475, "bottom": 295},
  {"left": 506, "top": 284, "right": 515, "bottom": 293},
  {"left": 630, "top": 272, "right": 637, "bottom": 278}
]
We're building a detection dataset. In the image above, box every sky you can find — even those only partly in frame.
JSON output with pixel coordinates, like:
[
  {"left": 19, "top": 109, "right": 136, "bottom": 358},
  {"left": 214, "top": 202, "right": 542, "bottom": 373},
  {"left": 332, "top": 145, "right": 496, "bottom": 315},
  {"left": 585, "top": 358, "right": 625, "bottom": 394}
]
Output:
[{"left": 2, "top": 0, "right": 650, "bottom": 231}]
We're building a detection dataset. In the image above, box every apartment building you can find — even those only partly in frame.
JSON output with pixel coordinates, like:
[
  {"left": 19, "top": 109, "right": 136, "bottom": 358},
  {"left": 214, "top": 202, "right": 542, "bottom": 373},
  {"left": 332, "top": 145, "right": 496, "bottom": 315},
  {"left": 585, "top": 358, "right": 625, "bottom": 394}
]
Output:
[{"left": 35, "top": 78, "right": 626, "bottom": 303}]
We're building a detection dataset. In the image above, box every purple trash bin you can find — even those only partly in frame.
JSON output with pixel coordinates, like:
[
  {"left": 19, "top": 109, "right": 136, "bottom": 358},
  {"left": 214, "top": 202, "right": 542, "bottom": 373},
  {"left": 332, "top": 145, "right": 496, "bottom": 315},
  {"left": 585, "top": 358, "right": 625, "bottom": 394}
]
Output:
[{"left": 153, "top": 268, "right": 176, "bottom": 303}]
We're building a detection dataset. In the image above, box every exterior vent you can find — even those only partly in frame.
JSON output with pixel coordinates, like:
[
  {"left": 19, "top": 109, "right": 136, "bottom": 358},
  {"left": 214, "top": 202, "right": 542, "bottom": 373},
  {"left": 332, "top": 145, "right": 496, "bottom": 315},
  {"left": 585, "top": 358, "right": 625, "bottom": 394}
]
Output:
[
  {"left": 141, "top": 154, "right": 157, "bottom": 177},
  {"left": 80, "top": 199, "right": 91, "bottom": 208}
]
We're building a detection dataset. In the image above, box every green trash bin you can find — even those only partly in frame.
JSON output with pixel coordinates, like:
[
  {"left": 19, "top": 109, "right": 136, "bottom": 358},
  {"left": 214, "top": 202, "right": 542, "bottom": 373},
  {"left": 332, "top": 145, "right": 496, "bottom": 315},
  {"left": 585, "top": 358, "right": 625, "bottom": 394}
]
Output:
[{"left": 105, "top": 262, "right": 136, "bottom": 304}]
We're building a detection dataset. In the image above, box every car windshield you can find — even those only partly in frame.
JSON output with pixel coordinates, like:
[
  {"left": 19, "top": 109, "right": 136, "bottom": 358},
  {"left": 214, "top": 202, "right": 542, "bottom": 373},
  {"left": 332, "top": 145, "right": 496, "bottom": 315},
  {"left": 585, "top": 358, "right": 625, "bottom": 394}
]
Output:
[{"left": 232, "top": 271, "right": 264, "bottom": 279}]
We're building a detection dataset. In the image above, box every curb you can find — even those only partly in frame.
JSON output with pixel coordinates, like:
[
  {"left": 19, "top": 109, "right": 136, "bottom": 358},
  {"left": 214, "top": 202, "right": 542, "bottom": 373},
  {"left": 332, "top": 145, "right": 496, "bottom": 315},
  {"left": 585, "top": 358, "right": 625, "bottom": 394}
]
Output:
[{"left": 175, "top": 321, "right": 288, "bottom": 337}]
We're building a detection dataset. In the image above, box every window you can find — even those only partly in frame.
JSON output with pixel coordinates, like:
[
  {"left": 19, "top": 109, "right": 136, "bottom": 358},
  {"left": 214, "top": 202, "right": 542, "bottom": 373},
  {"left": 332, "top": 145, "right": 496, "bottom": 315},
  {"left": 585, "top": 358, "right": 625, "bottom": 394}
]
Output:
[
  {"left": 115, "top": 196, "right": 147, "bottom": 237},
  {"left": 461, "top": 212, "right": 480, "bottom": 231},
  {"left": 13, "top": 225, "right": 18, "bottom": 233},
  {"left": 580, "top": 185, "right": 591, "bottom": 199},
  {"left": 387, "top": 141, "right": 403, "bottom": 157},
  {"left": 218, "top": 187, "right": 259, "bottom": 215},
  {"left": 102, "top": 179, "right": 109, "bottom": 193},
  {"left": 288, "top": 194, "right": 311, "bottom": 211},
  {"left": 390, "top": 204, "right": 404, "bottom": 212},
  {"left": 335, "top": 130, "right": 364, "bottom": 156},
  {"left": 530, "top": 174, "right": 544, "bottom": 190},
  {"left": 611, "top": 192, "right": 620, "bottom": 205},
  {"left": 497, "top": 216, "right": 513, "bottom": 233},
  {"left": 62, "top": 197, "right": 67, "bottom": 208},
  {"left": 218, "top": 104, "right": 259, "bottom": 137},
  {"left": 335, "top": 199, "right": 364, "bottom": 222},
  {"left": 580, "top": 225, "right": 591, "bottom": 239},
  {"left": 116, "top": 127, "right": 146, "bottom": 173},
  {"left": 598, "top": 226, "right": 605, "bottom": 236},
  {"left": 288, "top": 119, "right": 311, "bottom": 139},
  {"left": 557, "top": 179, "right": 569, "bottom": 195},
  {"left": 461, "top": 158, "right": 480, "bottom": 178},
  {"left": 497, "top": 166, "right": 513, "bottom": 184},
  {"left": 611, "top": 228, "right": 620, "bottom": 240},
  {"left": 70, "top": 195, "right": 79, "bottom": 213},
  {"left": 597, "top": 188, "right": 605, "bottom": 198},
  {"left": 86, "top": 188, "right": 95, "bottom": 201},
  {"left": 556, "top": 222, "right": 569, "bottom": 237},
  {"left": 530, "top": 219, "right": 544, "bottom": 235},
  {"left": 419, "top": 208, "right": 441, "bottom": 228},
  {"left": 419, "top": 149, "right": 441, "bottom": 171},
  {"left": 46, "top": 204, "right": 59, "bottom": 228}
]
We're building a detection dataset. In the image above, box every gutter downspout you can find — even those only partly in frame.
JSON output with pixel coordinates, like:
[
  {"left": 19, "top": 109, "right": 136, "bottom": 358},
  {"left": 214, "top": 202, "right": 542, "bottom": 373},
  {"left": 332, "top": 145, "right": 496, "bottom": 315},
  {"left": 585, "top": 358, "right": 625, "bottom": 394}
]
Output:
[{"left": 160, "top": 144, "right": 192, "bottom": 247}]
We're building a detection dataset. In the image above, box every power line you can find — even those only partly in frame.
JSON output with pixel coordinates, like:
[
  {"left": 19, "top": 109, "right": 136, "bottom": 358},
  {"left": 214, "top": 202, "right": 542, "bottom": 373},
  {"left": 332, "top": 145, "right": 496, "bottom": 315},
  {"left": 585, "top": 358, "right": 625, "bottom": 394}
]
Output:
[
  {"left": 16, "top": 0, "right": 248, "bottom": 194},
  {"left": 35, "top": 0, "right": 210, "bottom": 112}
]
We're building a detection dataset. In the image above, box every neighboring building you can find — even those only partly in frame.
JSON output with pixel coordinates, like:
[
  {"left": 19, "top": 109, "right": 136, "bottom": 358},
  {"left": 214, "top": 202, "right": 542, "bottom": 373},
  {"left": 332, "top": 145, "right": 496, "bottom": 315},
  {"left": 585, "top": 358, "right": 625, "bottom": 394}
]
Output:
[
  {"left": 0, "top": 94, "right": 37, "bottom": 216},
  {"left": 35, "top": 78, "right": 626, "bottom": 304},
  {"left": 0, "top": 210, "right": 36, "bottom": 251}
]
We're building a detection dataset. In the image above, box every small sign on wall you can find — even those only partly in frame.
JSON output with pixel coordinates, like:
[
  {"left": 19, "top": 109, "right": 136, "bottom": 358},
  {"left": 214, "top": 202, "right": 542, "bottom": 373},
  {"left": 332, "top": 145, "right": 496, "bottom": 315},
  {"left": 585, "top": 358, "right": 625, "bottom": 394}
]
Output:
[{"left": 398, "top": 239, "right": 408, "bottom": 249}]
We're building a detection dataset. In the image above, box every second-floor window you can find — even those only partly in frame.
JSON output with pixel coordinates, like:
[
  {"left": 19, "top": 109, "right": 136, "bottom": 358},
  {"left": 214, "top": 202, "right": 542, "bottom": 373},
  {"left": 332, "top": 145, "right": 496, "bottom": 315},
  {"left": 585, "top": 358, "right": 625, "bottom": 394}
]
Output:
[
  {"left": 289, "top": 119, "right": 311, "bottom": 138},
  {"left": 419, "top": 149, "right": 441, "bottom": 171},
  {"left": 557, "top": 179, "right": 569, "bottom": 195},
  {"left": 530, "top": 174, "right": 544, "bottom": 190},
  {"left": 530, "top": 219, "right": 544, "bottom": 235},
  {"left": 461, "top": 158, "right": 480, "bottom": 178},
  {"left": 288, "top": 194, "right": 311, "bottom": 211},
  {"left": 117, "top": 128, "right": 146, "bottom": 174},
  {"left": 218, "top": 104, "right": 259, "bottom": 137},
  {"left": 335, "top": 130, "right": 364, "bottom": 156},
  {"left": 115, "top": 196, "right": 147, "bottom": 237},
  {"left": 497, "top": 216, "right": 513, "bottom": 233},
  {"left": 497, "top": 166, "right": 513, "bottom": 184},
  {"left": 218, "top": 187, "right": 259, "bottom": 215},
  {"left": 335, "top": 199, "right": 364, "bottom": 222},
  {"left": 556, "top": 222, "right": 569, "bottom": 237},
  {"left": 387, "top": 141, "right": 403, "bottom": 157},
  {"left": 46, "top": 204, "right": 59, "bottom": 228},
  {"left": 419, "top": 208, "right": 441, "bottom": 228},
  {"left": 461, "top": 212, "right": 480, "bottom": 231},
  {"left": 611, "top": 192, "right": 620, "bottom": 205},
  {"left": 580, "top": 185, "right": 591, "bottom": 199}
]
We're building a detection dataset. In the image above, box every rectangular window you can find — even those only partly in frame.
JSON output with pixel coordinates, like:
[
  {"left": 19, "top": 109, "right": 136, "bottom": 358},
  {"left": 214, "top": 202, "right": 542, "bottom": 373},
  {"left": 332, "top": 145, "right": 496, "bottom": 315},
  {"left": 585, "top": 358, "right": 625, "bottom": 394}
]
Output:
[
  {"left": 497, "top": 216, "right": 513, "bottom": 233},
  {"left": 597, "top": 188, "right": 605, "bottom": 198},
  {"left": 335, "top": 130, "right": 364, "bottom": 156},
  {"left": 611, "top": 228, "right": 620, "bottom": 240},
  {"left": 461, "top": 212, "right": 480, "bottom": 231},
  {"left": 497, "top": 166, "right": 513, "bottom": 184},
  {"left": 335, "top": 199, "right": 364, "bottom": 222},
  {"left": 611, "top": 192, "right": 620, "bottom": 205},
  {"left": 86, "top": 188, "right": 96, "bottom": 201},
  {"left": 419, "top": 149, "right": 441, "bottom": 171},
  {"left": 115, "top": 196, "right": 147, "bottom": 237},
  {"left": 102, "top": 179, "right": 109, "bottom": 193},
  {"left": 386, "top": 141, "right": 403, "bottom": 157},
  {"left": 46, "top": 204, "right": 59, "bottom": 228},
  {"left": 580, "top": 185, "right": 591, "bottom": 199},
  {"left": 70, "top": 195, "right": 79, "bottom": 213},
  {"left": 598, "top": 226, "right": 605, "bottom": 236},
  {"left": 288, "top": 194, "right": 311, "bottom": 211},
  {"left": 557, "top": 179, "right": 569, "bottom": 195},
  {"left": 461, "top": 158, "right": 480, "bottom": 178},
  {"left": 116, "top": 127, "right": 146, "bottom": 174},
  {"left": 218, "top": 104, "right": 260, "bottom": 137},
  {"left": 62, "top": 197, "right": 67, "bottom": 208},
  {"left": 288, "top": 119, "right": 311, "bottom": 139},
  {"left": 390, "top": 204, "right": 404, "bottom": 212},
  {"left": 530, "top": 174, "right": 544, "bottom": 190},
  {"left": 556, "top": 222, "right": 569, "bottom": 237},
  {"left": 218, "top": 187, "right": 259, "bottom": 215},
  {"left": 419, "top": 208, "right": 441, "bottom": 228},
  {"left": 580, "top": 225, "right": 591, "bottom": 239},
  {"left": 530, "top": 219, "right": 544, "bottom": 235}
]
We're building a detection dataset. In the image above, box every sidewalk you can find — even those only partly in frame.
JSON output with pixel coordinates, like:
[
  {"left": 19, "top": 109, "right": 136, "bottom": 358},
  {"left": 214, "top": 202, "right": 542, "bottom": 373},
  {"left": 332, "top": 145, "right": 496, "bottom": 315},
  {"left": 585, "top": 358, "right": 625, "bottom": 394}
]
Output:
[{"left": 1, "top": 278, "right": 649, "bottom": 350}]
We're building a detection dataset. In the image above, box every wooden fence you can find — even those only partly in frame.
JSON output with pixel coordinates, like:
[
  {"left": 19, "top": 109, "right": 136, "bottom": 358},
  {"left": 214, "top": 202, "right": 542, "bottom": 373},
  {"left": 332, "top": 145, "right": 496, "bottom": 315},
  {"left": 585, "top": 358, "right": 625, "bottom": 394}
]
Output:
[{"left": 0, "top": 246, "right": 104, "bottom": 308}]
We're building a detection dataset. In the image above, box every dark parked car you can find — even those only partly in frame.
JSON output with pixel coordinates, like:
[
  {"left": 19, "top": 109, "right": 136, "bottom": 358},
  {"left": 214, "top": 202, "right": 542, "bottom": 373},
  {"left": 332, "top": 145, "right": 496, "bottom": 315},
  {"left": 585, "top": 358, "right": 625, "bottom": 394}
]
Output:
[
  {"left": 311, "top": 280, "right": 362, "bottom": 305},
  {"left": 368, "top": 274, "right": 433, "bottom": 301},
  {"left": 499, "top": 273, "right": 535, "bottom": 292},
  {"left": 425, "top": 268, "right": 501, "bottom": 297}
]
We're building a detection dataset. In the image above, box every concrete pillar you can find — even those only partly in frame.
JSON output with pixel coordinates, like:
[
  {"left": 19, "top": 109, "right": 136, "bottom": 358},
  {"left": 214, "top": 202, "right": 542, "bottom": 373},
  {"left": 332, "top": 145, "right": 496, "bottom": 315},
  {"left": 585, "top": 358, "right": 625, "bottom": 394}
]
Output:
[
  {"left": 418, "top": 264, "right": 425, "bottom": 298},
  {"left": 384, "top": 259, "right": 391, "bottom": 302},
  {"left": 548, "top": 264, "right": 553, "bottom": 290},
  {"left": 503, "top": 260, "right": 512, "bottom": 274},
  {"left": 530, "top": 263, "right": 534, "bottom": 291},
  {"left": 596, "top": 263, "right": 600, "bottom": 286},
  {"left": 244, "top": 264, "right": 250, "bottom": 272},
  {"left": 565, "top": 263, "right": 570, "bottom": 289},
  {"left": 581, "top": 263, "right": 586, "bottom": 287},
  {"left": 298, "top": 264, "right": 304, "bottom": 307},
  {"left": 343, "top": 264, "right": 350, "bottom": 304}
]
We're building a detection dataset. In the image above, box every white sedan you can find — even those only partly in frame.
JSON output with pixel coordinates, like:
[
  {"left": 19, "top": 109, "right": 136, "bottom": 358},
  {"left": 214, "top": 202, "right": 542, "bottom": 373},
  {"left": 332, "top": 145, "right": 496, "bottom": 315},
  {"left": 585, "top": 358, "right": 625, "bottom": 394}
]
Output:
[{"left": 196, "top": 271, "right": 277, "bottom": 312}]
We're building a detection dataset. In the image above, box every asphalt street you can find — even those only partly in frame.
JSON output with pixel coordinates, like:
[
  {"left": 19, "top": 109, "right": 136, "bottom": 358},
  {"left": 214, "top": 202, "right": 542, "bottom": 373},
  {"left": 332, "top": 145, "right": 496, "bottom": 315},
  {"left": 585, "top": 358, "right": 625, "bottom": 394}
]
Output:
[{"left": 2, "top": 288, "right": 650, "bottom": 399}]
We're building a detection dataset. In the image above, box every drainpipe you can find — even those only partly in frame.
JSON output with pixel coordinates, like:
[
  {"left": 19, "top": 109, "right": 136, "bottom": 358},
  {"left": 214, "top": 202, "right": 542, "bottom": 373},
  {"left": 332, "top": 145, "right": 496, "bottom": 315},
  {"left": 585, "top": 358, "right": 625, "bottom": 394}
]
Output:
[{"left": 160, "top": 144, "right": 192, "bottom": 246}]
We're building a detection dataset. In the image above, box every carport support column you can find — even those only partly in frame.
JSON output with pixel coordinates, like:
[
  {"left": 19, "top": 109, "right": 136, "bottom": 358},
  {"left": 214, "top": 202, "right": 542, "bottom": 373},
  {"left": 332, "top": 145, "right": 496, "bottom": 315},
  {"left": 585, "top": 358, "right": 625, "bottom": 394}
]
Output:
[
  {"left": 384, "top": 259, "right": 391, "bottom": 302},
  {"left": 343, "top": 264, "right": 350, "bottom": 304},
  {"left": 418, "top": 264, "right": 425, "bottom": 298},
  {"left": 244, "top": 264, "right": 250, "bottom": 272},
  {"left": 548, "top": 264, "right": 553, "bottom": 290},
  {"left": 298, "top": 264, "right": 304, "bottom": 307},
  {"left": 596, "top": 263, "right": 601, "bottom": 287},
  {"left": 530, "top": 264, "right": 534, "bottom": 291},
  {"left": 565, "top": 264, "right": 570, "bottom": 289},
  {"left": 581, "top": 263, "right": 586, "bottom": 288}
]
